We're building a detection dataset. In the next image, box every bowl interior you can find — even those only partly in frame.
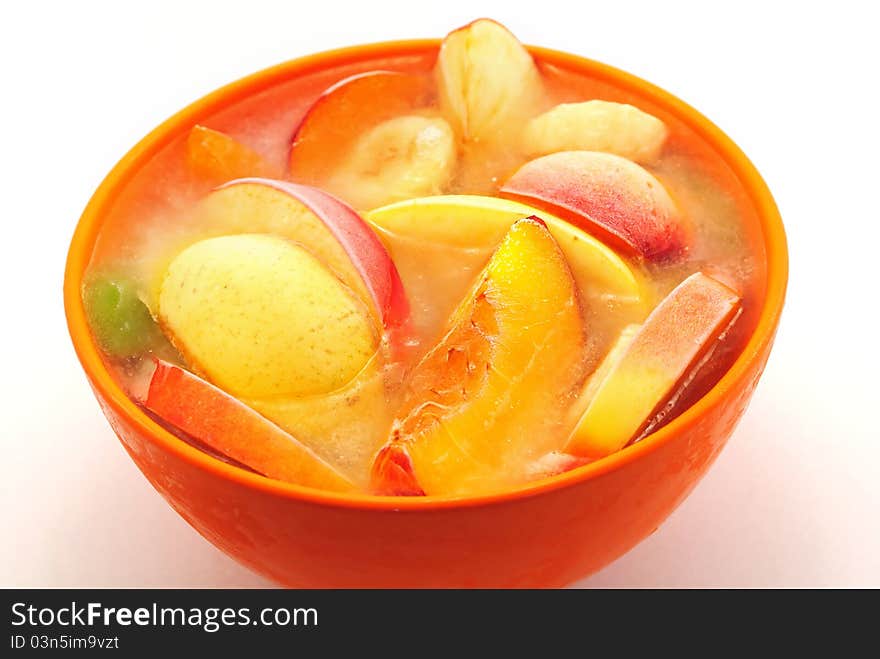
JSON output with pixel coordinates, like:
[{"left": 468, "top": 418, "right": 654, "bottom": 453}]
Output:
[{"left": 63, "top": 39, "right": 788, "bottom": 510}]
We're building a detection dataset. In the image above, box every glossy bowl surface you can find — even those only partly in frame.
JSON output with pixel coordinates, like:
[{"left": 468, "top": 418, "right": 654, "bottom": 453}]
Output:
[{"left": 64, "top": 39, "right": 787, "bottom": 587}]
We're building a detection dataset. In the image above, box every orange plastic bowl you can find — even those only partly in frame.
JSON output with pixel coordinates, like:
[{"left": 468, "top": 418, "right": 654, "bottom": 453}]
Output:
[{"left": 64, "top": 40, "right": 787, "bottom": 588}]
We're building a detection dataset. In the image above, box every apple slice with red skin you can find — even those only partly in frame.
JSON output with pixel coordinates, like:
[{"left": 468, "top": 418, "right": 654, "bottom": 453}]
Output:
[
  {"left": 143, "top": 360, "right": 355, "bottom": 492},
  {"left": 186, "top": 125, "right": 280, "bottom": 184},
  {"left": 500, "top": 150, "right": 689, "bottom": 262},
  {"left": 565, "top": 272, "right": 741, "bottom": 458},
  {"left": 200, "top": 178, "right": 412, "bottom": 347},
  {"left": 289, "top": 70, "right": 432, "bottom": 184}
]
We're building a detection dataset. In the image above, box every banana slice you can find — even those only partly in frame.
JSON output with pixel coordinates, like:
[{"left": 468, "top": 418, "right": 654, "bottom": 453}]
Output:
[
  {"left": 436, "top": 19, "right": 543, "bottom": 144},
  {"left": 327, "top": 115, "right": 456, "bottom": 211},
  {"left": 523, "top": 101, "right": 668, "bottom": 163}
]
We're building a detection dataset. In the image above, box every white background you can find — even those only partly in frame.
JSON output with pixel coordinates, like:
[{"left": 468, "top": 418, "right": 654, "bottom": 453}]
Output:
[{"left": 2, "top": 0, "right": 878, "bottom": 587}]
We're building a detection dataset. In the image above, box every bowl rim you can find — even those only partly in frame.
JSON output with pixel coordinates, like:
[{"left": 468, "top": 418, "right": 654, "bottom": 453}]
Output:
[{"left": 64, "top": 38, "right": 788, "bottom": 512}]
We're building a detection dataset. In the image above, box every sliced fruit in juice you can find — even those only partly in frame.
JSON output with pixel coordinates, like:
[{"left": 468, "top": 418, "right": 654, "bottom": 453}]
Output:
[
  {"left": 567, "top": 323, "right": 641, "bottom": 424},
  {"left": 144, "top": 360, "right": 354, "bottom": 492},
  {"left": 83, "top": 273, "right": 164, "bottom": 359},
  {"left": 436, "top": 18, "right": 542, "bottom": 144},
  {"left": 371, "top": 443, "right": 425, "bottom": 496},
  {"left": 157, "top": 234, "right": 378, "bottom": 399},
  {"left": 248, "top": 354, "right": 395, "bottom": 489},
  {"left": 366, "top": 194, "right": 645, "bottom": 307},
  {"left": 324, "top": 114, "right": 456, "bottom": 210},
  {"left": 565, "top": 272, "right": 741, "bottom": 458},
  {"left": 168, "top": 179, "right": 411, "bottom": 343},
  {"left": 371, "top": 217, "right": 586, "bottom": 496},
  {"left": 186, "top": 125, "right": 279, "bottom": 184},
  {"left": 501, "top": 150, "right": 688, "bottom": 262},
  {"left": 367, "top": 194, "right": 648, "bottom": 348},
  {"left": 289, "top": 71, "right": 432, "bottom": 184},
  {"left": 523, "top": 101, "right": 668, "bottom": 164}
]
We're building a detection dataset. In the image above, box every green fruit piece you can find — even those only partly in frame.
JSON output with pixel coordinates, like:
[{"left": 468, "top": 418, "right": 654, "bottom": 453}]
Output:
[{"left": 83, "top": 273, "right": 161, "bottom": 358}]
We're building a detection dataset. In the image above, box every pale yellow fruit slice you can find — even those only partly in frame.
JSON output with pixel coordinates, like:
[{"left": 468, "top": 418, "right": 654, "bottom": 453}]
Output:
[
  {"left": 246, "top": 355, "right": 394, "bottom": 488},
  {"left": 326, "top": 115, "right": 457, "bottom": 210},
  {"left": 565, "top": 323, "right": 641, "bottom": 431},
  {"left": 436, "top": 19, "right": 543, "bottom": 144},
  {"left": 565, "top": 272, "right": 741, "bottom": 458},
  {"left": 367, "top": 194, "right": 646, "bottom": 307},
  {"left": 523, "top": 101, "right": 668, "bottom": 163},
  {"left": 158, "top": 234, "right": 377, "bottom": 399}
]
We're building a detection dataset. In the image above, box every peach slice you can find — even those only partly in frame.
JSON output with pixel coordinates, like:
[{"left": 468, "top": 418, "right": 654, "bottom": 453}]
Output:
[
  {"left": 186, "top": 125, "right": 280, "bottom": 184},
  {"left": 158, "top": 234, "right": 378, "bottom": 399},
  {"left": 500, "top": 151, "right": 688, "bottom": 262},
  {"left": 179, "top": 179, "right": 411, "bottom": 341},
  {"left": 324, "top": 114, "right": 456, "bottom": 210},
  {"left": 144, "top": 360, "right": 354, "bottom": 492},
  {"left": 366, "top": 194, "right": 647, "bottom": 340},
  {"left": 523, "top": 101, "right": 668, "bottom": 163},
  {"left": 289, "top": 70, "right": 432, "bottom": 184},
  {"left": 436, "top": 19, "right": 543, "bottom": 144},
  {"left": 565, "top": 272, "right": 741, "bottom": 458},
  {"left": 371, "top": 217, "right": 586, "bottom": 496},
  {"left": 366, "top": 194, "right": 644, "bottom": 300}
]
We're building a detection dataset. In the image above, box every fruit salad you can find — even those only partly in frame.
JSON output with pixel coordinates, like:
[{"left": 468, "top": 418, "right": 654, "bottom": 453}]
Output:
[{"left": 82, "top": 19, "right": 765, "bottom": 497}]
